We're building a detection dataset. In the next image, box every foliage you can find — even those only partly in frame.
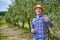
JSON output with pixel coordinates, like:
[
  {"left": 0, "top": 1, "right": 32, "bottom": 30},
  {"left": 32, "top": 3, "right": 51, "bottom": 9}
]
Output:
[
  {"left": 0, "top": 21, "right": 7, "bottom": 26},
  {"left": 0, "top": 11, "right": 6, "bottom": 16}
]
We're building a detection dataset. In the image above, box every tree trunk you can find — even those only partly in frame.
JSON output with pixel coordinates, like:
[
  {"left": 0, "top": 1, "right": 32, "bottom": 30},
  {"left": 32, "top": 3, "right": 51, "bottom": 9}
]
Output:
[
  {"left": 47, "top": 27, "right": 50, "bottom": 40},
  {"left": 17, "top": 22, "right": 20, "bottom": 27},
  {"left": 27, "top": 18, "right": 31, "bottom": 32},
  {"left": 22, "top": 21, "right": 24, "bottom": 28}
]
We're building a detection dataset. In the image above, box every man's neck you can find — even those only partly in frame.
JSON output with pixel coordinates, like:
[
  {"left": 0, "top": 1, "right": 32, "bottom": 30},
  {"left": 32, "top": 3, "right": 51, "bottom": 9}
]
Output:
[{"left": 36, "top": 14, "right": 41, "bottom": 17}]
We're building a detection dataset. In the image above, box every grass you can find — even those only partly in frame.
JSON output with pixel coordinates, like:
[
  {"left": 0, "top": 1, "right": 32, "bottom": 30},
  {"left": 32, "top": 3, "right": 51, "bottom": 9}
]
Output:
[
  {"left": 19, "top": 27, "right": 33, "bottom": 40},
  {"left": 50, "top": 33, "right": 60, "bottom": 40},
  {"left": 0, "top": 21, "right": 7, "bottom": 26},
  {"left": 20, "top": 27, "right": 30, "bottom": 35},
  {"left": 0, "top": 34, "right": 7, "bottom": 40}
]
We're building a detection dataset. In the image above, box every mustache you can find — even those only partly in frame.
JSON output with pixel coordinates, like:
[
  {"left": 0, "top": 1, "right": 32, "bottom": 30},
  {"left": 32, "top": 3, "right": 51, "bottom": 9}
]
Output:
[{"left": 37, "top": 11, "right": 41, "bottom": 12}]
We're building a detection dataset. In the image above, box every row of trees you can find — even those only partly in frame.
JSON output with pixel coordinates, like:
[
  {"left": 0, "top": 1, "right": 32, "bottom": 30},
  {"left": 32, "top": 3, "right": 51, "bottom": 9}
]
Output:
[
  {"left": 0, "top": 12, "right": 6, "bottom": 16},
  {"left": 0, "top": 11, "right": 6, "bottom": 22},
  {"left": 4, "top": 0, "right": 60, "bottom": 40},
  {"left": 4, "top": 0, "right": 60, "bottom": 31}
]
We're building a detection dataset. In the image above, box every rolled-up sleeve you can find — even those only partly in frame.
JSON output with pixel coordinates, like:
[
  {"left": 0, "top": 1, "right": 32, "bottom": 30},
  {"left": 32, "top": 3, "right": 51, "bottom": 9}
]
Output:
[
  {"left": 31, "top": 18, "right": 35, "bottom": 29},
  {"left": 31, "top": 23, "right": 34, "bottom": 29},
  {"left": 46, "top": 21, "right": 53, "bottom": 28},
  {"left": 31, "top": 19, "right": 35, "bottom": 32}
]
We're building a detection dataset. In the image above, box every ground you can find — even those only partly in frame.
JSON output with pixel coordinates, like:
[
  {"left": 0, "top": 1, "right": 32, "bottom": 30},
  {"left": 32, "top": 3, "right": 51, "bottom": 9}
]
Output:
[
  {"left": 0, "top": 25, "right": 33, "bottom": 40},
  {"left": 0, "top": 24, "right": 60, "bottom": 40}
]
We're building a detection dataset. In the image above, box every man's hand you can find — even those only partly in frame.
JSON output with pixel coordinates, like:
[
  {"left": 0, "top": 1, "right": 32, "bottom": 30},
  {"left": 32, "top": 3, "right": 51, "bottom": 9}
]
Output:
[
  {"left": 31, "top": 29, "right": 36, "bottom": 33},
  {"left": 45, "top": 15, "right": 49, "bottom": 22}
]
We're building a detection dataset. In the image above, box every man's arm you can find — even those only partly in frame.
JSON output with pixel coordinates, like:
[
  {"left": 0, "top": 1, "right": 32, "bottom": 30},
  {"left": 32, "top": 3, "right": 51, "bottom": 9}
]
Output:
[
  {"left": 44, "top": 15, "right": 53, "bottom": 33},
  {"left": 46, "top": 21, "right": 53, "bottom": 28},
  {"left": 44, "top": 15, "right": 53, "bottom": 28},
  {"left": 31, "top": 20, "right": 36, "bottom": 33}
]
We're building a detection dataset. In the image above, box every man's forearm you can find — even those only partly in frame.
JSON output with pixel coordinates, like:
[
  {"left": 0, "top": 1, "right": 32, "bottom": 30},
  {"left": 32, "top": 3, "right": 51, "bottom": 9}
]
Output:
[{"left": 46, "top": 21, "right": 53, "bottom": 28}]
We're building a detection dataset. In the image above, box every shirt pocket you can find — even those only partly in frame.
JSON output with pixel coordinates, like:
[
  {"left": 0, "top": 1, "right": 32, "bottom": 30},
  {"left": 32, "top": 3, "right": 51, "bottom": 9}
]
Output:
[
  {"left": 39, "top": 20, "right": 44, "bottom": 27},
  {"left": 34, "top": 21, "right": 39, "bottom": 27}
]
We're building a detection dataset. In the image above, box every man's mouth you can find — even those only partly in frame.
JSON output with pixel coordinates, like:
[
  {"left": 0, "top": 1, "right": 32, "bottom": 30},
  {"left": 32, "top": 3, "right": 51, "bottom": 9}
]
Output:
[{"left": 37, "top": 11, "right": 41, "bottom": 12}]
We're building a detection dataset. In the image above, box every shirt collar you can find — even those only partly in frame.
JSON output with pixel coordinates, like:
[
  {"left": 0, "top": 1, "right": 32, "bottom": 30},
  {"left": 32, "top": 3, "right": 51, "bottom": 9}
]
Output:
[
  {"left": 39, "top": 14, "right": 43, "bottom": 17},
  {"left": 35, "top": 14, "right": 43, "bottom": 18}
]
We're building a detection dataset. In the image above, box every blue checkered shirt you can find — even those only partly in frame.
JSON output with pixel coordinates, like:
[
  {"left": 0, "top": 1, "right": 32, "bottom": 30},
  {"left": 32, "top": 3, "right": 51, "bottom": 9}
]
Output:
[{"left": 31, "top": 14, "right": 53, "bottom": 39}]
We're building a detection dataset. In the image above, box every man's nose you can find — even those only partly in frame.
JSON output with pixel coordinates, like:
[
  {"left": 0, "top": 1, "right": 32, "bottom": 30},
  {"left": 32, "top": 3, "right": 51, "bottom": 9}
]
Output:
[{"left": 38, "top": 11, "right": 41, "bottom": 12}]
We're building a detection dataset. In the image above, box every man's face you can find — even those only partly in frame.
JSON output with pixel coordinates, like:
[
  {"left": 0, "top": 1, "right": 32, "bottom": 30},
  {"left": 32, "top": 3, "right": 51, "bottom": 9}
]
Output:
[{"left": 35, "top": 8, "right": 42, "bottom": 15}]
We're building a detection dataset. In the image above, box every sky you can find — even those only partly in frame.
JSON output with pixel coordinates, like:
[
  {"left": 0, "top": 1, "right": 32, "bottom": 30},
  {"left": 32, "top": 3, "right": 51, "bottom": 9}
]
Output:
[{"left": 0, "top": 0, "right": 12, "bottom": 11}]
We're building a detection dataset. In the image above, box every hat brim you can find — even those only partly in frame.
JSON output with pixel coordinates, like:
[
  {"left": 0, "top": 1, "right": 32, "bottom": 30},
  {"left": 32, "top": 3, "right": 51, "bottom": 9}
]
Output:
[{"left": 34, "top": 7, "right": 43, "bottom": 11}]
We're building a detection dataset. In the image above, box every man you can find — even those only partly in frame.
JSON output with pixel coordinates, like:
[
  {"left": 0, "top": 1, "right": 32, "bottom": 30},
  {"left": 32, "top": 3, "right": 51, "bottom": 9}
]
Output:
[{"left": 31, "top": 4, "right": 53, "bottom": 40}]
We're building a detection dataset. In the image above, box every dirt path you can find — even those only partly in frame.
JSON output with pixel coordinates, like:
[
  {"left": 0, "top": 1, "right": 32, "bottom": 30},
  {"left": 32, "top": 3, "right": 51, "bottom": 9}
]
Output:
[
  {"left": 0, "top": 25, "right": 60, "bottom": 40},
  {"left": 0, "top": 25, "right": 28, "bottom": 40}
]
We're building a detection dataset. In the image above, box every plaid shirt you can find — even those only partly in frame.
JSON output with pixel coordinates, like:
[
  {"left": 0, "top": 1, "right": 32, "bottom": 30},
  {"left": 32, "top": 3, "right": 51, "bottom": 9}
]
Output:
[{"left": 31, "top": 14, "right": 53, "bottom": 38}]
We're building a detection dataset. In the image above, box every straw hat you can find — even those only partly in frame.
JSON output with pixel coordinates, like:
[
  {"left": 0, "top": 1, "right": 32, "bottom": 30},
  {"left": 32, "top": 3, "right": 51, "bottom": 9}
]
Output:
[{"left": 34, "top": 4, "right": 43, "bottom": 11}]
